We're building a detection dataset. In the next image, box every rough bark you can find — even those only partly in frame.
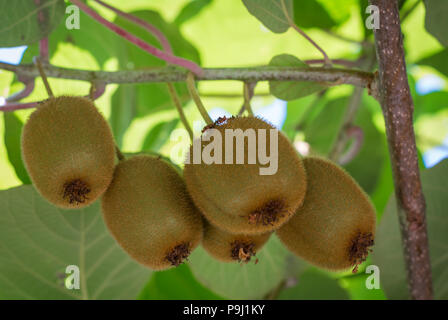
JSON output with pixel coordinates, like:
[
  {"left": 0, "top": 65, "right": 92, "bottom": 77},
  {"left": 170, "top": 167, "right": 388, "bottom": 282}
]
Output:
[{"left": 370, "top": 0, "right": 433, "bottom": 300}]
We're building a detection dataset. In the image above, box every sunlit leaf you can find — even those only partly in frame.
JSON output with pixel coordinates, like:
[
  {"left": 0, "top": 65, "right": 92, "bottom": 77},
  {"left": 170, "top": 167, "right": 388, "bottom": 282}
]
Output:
[
  {"left": 142, "top": 119, "right": 179, "bottom": 152},
  {"left": 174, "top": 0, "right": 214, "bottom": 26},
  {"left": 110, "top": 85, "right": 137, "bottom": 148}
]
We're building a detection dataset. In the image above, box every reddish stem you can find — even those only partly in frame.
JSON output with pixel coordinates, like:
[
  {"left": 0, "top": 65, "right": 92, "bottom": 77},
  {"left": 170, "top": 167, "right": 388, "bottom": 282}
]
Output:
[
  {"left": 69, "top": 0, "right": 203, "bottom": 76},
  {"left": 93, "top": 0, "right": 173, "bottom": 54}
]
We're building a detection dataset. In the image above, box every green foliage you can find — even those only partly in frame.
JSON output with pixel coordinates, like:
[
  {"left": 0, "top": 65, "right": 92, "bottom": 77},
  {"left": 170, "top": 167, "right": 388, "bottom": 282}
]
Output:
[
  {"left": 110, "top": 85, "right": 137, "bottom": 148},
  {"left": 138, "top": 264, "right": 223, "bottom": 300},
  {"left": 304, "top": 96, "right": 386, "bottom": 194},
  {"left": 269, "top": 54, "right": 326, "bottom": 100},
  {"left": 417, "top": 49, "right": 448, "bottom": 78},
  {"left": 142, "top": 119, "right": 179, "bottom": 152},
  {"left": 278, "top": 269, "right": 349, "bottom": 300},
  {"left": 0, "top": 185, "right": 151, "bottom": 299},
  {"left": 424, "top": 0, "right": 448, "bottom": 47},
  {"left": 242, "top": 0, "right": 292, "bottom": 33},
  {"left": 0, "top": 0, "right": 65, "bottom": 47},
  {"left": 189, "top": 235, "right": 296, "bottom": 299},
  {"left": 113, "top": 10, "right": 200, "bottom": 119},
  {"left": 373, "top": 160, "right": 448, "bottom": 299},
  {"left": 3, "top": 112, "right": 31, "bottom": 184},
  {"left": 293, "top": 0, "right": 336, "bottom": 29},
  {"left": 174, "top": 0, "right": 214, "bottom": 26}
]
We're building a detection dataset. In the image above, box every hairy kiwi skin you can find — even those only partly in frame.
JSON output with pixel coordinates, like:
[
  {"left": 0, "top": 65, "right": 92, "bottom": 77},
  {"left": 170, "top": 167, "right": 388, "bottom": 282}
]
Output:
[
  {"left": 276, "top": 157, "right": 376, "bottom": 271},
  {"left": 101, "top": 155, "right": 203, "bottom": 271},
  {"left": 184, "top": 116, "right": 307, "bottom": 235},
  {"left": 202, "top": 221, "right": 271, "bottom": 263},
  {"left": 21, "top": 96, "right": 115, "bottom": 209}
]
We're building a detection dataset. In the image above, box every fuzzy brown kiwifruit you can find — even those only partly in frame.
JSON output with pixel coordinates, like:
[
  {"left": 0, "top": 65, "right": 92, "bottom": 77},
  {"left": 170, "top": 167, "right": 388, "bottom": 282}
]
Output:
[
  {"left": 202, "top": 221, "right": 271, "bottom": 263},
  {"left": 101, "top": 155, "right": 203, "bottom": 270},
  {"left": 184, "top": 116, "right": 307, "bottom": 235},
  {"left": 21, "top": 96, "right": 116, "bottom": 209},
  {"left": 276, "top": 157, "right": 376, "bottom": 272}
]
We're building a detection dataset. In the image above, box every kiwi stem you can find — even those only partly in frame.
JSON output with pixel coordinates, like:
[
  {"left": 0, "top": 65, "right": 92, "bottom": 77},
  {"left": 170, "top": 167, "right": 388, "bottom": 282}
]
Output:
[
  {"left": 280, "top": 0, "right": 331, "bottom": 67},
  {"left": 115, "top": 145, "right": 125, "bottom": 161},
  {"left": 242, "top": 82, "right": 255, "bottom": 116},
  {"left": 33, "top": 56, "right": 54, "bottom": 98},
  {"left": 186, "top": 72, "right": 213, "bottom": 125},
  {"left": 69, "top": 0, "right": 203, "bottom": 76},
  {"left": 166, "top": 83, "right": 194, "bottom": 141}
]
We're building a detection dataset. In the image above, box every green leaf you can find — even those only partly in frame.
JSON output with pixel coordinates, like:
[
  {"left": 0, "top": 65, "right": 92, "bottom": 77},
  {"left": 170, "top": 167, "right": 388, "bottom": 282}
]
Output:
[
  {"left": 305, "top": 96, "right": 386, "bottom": 194},
  {"left": 293, "top": 0, "right": 336, "bottom": 29},
  {"left": 138, "top": 264, "right": 223, "bottom": 300},
  {"left": 3, "top": 112, "right": 31, "bottom": 184},
  {"left": 189, "top": 235, "right": 291, "bottom": 299},
  {"left": 174, "top": 0, "right": 214, "bottom": 26},
  {"left": 0, "top": 0, "right": 65, "bottom": 47},
  {"left": 339, "top": 273, "right": 386, "bottom": 300},
  {"left": 424, "top": 0, "right": 448, "bottom": 47},
  {"left": 278, "top": 269, "right": 349, "bottom": 300},
  {"left": 416, "top": 49, "right": 448, "bottom": 78},
  {"left": 372, "top": 159, "right": 448, "bottom": 299},
  {"left": 242, "top": 0, "right": 293, "bottom": 33},
  {"left": 20, "top": 10, "right": 128, "bottom": 68},
  {"left": 0, "top": 185, "right": 151, "bottom": 299},
  {"left": 142, "top": 119, "right": 179, "bottom": 152},
  {"left": 269, "top": 54, "right": 326, "bottom": 100},
  {"left": 110, "top": 85, "right": 137, "bottom": 148}
]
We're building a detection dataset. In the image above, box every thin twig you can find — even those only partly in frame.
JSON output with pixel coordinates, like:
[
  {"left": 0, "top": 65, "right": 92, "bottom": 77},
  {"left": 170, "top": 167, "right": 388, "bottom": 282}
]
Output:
[
  {"left": 280, "top": 0, "right": 331, "bottom": 67},
  {"left": 0, "top": 63, "right": 376, "bottom": 113},
  {"left": 242, "top": 82, "right": 256, "bottom": 116},
  {"left": 0, "top": 62, "right": 374, "bottom": 85},
  {"left": 370, "top": 0, "right": 432, "bottom": 300},
  {"left": 328, "top": 86, "right": 364, "bottom": 162},
  {"left": 33, "top": 56, "right": 53, "bottom": 98},
  {"left": 305, "top": 59, "right": 360, "bottom": 68},
  {"left": 338, "top": 125, "right": 364, "bottom": 165},
  {"left": 166, "top": 83, "right": 193, "bottom": 141},
  {"left": 69, "top": 0, "right": 203, "bottom": 76},
  {"left": 115, "top": 145, "right": 125, "bottom": 161},
  {"left": 5, "top": 79, "right": 35, "bottom": 103},
  {"left": 186, "top": 72, "right": 213, "bottom": 125},
  {"left": 92, "top": 0, "right": 173, "bottom": 53}
]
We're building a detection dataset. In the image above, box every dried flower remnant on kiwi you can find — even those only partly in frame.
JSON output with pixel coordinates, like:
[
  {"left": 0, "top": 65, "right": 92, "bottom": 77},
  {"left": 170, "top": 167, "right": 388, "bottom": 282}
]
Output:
[
  {"left": 349, "top": 231, "right": 374, "bottom": 273},
  {"left": 230, "top": 240, "right": 257, "bottom": 263},
  {"left": 248, "top": 199, "right": 285, "bottom": 226},
  {"left": 201, "top": 116, "right": 232, "bottom": 132},
  {"left": 63, "top": 179, "right": 91, "bottom": 205},
  {"left": 165, "top": 242, "right": 191, "bottom": 267}
]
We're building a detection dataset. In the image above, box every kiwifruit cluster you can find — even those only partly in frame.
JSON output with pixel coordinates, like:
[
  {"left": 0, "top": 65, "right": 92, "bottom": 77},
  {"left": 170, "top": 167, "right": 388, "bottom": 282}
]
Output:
[{"left": 22, "top": 105, "right": 376, "bottom": 272}]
